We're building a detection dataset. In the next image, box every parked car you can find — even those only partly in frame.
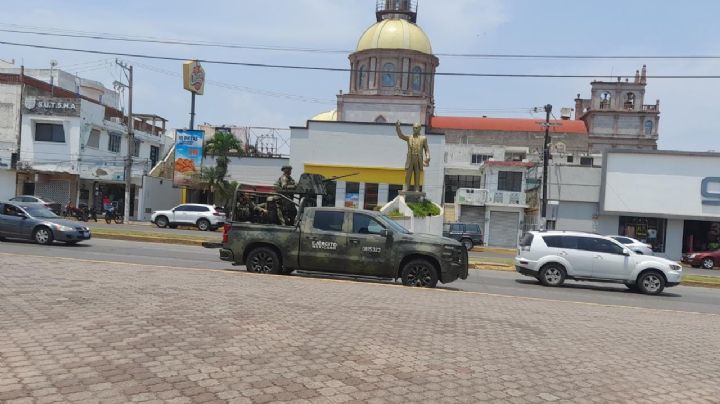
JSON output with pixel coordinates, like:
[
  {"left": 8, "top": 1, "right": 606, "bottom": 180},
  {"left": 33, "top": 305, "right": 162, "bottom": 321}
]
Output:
[
  {"left": 0, "top": 202, "right": 91, "bottom": 245},
  {"left": 682, "top": 250, "right": 720, "bottom": 269},
  {"left": 609, "top": 235, "right": 654, "bottom": 255},
  {"left": 443, "top": 222, "right": 483, "bottom": 251},
  {"left": 9, "top": 195, "right": 62, "bottom": 215},
  {"left": 150, "top": 204, "right": 225, "bottom": 231},
  {"left": 515, "top": 231, "right": 683, "bottom": 295}
]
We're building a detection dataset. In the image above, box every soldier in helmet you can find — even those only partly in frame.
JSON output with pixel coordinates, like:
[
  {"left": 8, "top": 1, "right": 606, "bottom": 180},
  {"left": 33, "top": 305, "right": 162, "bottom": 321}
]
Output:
[
  {"left": 271, "top": 165, "right": 297, "bottom": 225},
  {"left": 275, "top": 165, "right": 296, "bottom": 191}
]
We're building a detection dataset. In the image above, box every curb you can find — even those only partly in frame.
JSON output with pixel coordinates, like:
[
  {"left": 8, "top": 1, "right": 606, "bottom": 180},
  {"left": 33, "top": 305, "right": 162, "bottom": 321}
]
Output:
[
  {"left": 91, "top": 232, "right": 209, "bottom": 246},
  {"left": 470, "top": 247, "right": 516, "bottom": 254}
]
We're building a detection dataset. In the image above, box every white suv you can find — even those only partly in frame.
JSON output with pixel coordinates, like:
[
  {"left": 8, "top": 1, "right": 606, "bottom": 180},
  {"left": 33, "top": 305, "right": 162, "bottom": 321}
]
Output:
[
  {"left": 151, "top": 204, "right": 225, "bottom": 231},
  {"left": 515, "top": 231, "right": 682, "bottom": 295}
]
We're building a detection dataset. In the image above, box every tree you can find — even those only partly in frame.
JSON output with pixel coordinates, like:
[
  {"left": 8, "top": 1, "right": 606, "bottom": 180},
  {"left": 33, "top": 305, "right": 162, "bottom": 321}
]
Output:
[
  {"left": 203, "top": 131, "right": 243, "bottom": 180},
  {"left": 199, "top": 131, "right": 243, "bottom": 206}
]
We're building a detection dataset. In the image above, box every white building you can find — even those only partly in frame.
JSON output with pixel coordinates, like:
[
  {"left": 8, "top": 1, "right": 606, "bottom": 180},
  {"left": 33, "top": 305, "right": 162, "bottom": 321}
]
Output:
[{"left": 0, "top": 66, "right": 168, "bottom": 217}]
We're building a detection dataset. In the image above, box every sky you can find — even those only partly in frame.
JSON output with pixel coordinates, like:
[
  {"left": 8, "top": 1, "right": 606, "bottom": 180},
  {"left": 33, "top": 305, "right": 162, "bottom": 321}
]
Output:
[{"left": 2, "top": 0, "right": 720, "bottom": 152}]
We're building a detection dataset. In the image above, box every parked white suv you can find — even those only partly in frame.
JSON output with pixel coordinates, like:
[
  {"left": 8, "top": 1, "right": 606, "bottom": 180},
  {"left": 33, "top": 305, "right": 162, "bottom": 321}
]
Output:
[
  {"left": 151, "top": 204, "right": 225, "bottom": 231},
  {"left": 515, "top": 231, "right": 682, "bottom": 295}
]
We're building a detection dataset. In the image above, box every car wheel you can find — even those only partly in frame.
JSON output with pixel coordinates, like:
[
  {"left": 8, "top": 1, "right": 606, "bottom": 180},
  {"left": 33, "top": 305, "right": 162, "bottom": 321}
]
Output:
[
  {"left": 246, "top": 247, "right": 282, "bottom": 274},
  {"left": 702, "top": 258, "right": 715, "bottom": 270},
  {"left": 539, "top": 264, "right": 565, "bottom": 287},
  {"left": 196, "top": 219, "right": 211, "bottom": 231},
  {"left": 637, "top": 271, "right": 666, "bottom": 295},
  {"left": 460, "top": 238, "right": 474, "bottom": 251},
  {"left": 33, "top": 226, "right": 54, "bottom": 245},
  {"left": 155, "top": 216, "right": 169, "bottom": 228},
  {"left": 401, "top": 259, "right": 439, "bottom": 288}
]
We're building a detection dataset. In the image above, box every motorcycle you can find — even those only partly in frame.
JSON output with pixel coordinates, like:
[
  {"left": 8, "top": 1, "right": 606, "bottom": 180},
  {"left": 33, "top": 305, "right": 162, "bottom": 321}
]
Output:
[
  {"left": 63, "top": 202, "right": 89, "bottom": 222},
  {"left": 104, "top": 206, "right": 124, "bottom": 224}
]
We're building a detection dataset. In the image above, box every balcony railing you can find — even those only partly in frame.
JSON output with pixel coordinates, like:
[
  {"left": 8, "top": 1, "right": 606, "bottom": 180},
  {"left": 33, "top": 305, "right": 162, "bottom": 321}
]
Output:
[
  {"left": 642, "top": 104, "right": 658, "bottom": 112},
  {"left": 455, "top": 188, "right": 527, "bottom": 207}
]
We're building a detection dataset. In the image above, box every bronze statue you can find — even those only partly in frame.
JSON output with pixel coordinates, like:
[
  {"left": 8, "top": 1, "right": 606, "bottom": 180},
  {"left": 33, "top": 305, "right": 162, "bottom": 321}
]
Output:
[{"left": 395, "top": 120, "right": 430, "bottom": 192}]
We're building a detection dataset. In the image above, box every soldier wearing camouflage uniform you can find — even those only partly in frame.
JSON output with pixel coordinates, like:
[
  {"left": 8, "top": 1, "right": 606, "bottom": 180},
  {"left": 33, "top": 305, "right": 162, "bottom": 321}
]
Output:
[{"left": 272, "top": 165, "right": 296, "bottom": 225}]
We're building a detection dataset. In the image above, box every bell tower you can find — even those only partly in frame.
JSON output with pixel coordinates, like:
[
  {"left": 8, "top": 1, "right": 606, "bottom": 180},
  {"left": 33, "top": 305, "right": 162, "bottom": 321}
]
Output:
[{"left": 376, "top": 0, "right": 418, "bottom": 22}]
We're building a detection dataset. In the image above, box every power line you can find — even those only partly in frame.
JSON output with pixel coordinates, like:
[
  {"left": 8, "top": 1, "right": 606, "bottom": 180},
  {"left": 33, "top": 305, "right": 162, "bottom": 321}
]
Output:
[
  {"left": 4, "top": 24, "right": 720, "bottom": 60},
  {"left": 3, "top": 40, "right": 720, "bottom": 79}
]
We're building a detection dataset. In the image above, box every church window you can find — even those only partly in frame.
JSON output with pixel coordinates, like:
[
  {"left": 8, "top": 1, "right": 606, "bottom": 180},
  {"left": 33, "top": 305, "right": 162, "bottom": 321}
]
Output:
[
  {"left": 411, "top": 66, "right": 423, "bottom": 91},
  {"left": 624, "top": 92, "right": 635, "bottom": 109},
  {"left": 600, "top": 92, "right": 611, "bottom": 109},
  {"left": 382, "top": 63, "right": 396, "bottom": 87},
  {"left": 644, "top": 120, "right": 653, "bottom": 135},
  {"left": 357, "top": 65, "right": 366, "bottom": 89}
]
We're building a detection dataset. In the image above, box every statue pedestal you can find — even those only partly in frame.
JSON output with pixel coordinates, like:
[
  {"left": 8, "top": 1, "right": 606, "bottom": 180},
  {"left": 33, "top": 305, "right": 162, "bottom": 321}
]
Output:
[{"left": 399, "top": 190, "right": 426, "bottom": 203}]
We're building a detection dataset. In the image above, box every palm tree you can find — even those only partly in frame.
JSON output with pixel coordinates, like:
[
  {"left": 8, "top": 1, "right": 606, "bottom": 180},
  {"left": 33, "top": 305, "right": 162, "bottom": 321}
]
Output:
[{"left": 203, "top": 131, "right": 243, "bottom": 180}]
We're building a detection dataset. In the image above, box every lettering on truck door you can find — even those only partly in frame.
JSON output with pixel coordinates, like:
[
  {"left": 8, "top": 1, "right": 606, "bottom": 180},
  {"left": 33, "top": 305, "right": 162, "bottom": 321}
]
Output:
[{"left": 298, "top": 210, "right": 348, "bottom": 272}]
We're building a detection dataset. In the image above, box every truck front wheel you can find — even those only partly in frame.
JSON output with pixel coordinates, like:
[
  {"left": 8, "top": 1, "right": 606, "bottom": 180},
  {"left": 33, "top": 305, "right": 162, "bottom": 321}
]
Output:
[
  {"left": 246, "top": 247, "right": 282, "bottom": 275},
  {"left": 401, "top": 259, "right": 439, "bottom": 288}
]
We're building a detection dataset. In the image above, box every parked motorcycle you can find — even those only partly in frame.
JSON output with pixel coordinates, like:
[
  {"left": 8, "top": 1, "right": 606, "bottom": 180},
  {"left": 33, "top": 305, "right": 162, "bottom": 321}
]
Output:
[
  {"left": 63, "top": 203, "right": 89, "bottom": 222},
  {"left": 104, "top": 206, "right": 124, "bottom": 224}
]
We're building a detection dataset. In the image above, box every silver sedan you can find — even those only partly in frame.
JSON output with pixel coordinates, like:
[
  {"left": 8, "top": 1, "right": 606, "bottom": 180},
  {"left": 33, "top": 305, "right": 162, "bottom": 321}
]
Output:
[{"left": 0, "top": 202, "right": 91, "bottom": 245}]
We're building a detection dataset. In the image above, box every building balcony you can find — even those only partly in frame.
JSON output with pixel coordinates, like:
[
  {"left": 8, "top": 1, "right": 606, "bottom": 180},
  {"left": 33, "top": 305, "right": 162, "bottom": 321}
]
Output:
[
  {"left": 455, "top": 187, "right": 527, "bottom": 208},
  {"left": 642, "top": 104, "right": 659, "bottom": 112}
]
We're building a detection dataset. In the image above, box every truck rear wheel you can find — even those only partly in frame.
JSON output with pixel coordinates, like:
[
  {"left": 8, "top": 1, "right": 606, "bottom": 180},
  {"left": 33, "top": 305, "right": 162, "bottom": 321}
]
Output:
[
  {"left": 246, "top": 247, "right": 282, "bottom": 275},
  {"left": 401, "top": 259, "right": 439, "bottom": 288}
]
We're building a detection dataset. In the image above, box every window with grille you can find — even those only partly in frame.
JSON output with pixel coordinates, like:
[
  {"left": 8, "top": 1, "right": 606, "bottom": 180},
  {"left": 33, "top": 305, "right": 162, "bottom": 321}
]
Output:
[
  {"left": 108, "top": 133, "right": 121, "bottom": 153},
  {"left": 132, "top": 139, "right": 141, "bottom": 158},
  {"left": 497, "top": 171, "right": 523, "bottom": 192}
]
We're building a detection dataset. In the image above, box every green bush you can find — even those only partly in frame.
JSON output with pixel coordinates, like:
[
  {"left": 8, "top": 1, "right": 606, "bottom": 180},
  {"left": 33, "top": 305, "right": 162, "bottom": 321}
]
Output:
[
  {"left": 386, "top": 209, "right": 406, "bottom": 218},
  {"left": 407, "top": 200, "right": 441, "bottom": 218}
]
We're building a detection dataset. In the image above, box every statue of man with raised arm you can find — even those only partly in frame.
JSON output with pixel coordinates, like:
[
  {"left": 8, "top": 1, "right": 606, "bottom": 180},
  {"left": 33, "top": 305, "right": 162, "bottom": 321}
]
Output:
[{"left": 396, "top": 120, "right": 430, "bottom": 192}]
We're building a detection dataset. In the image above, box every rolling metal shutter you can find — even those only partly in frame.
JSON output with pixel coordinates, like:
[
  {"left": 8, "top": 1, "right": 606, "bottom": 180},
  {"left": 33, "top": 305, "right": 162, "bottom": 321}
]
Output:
[
  {"left": 459, "top": 206, "right": 485, "bottom": 228},
  {"left": 35, "top": 180, "right": 71, "bottom": 205},
  {"left": 488, "top": 211, "right": 520, "bottom": 248}
]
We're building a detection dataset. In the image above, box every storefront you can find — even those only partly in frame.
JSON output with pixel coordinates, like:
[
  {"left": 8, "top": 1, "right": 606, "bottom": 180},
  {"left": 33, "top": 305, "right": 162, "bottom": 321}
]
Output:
[{"left": 598, "top": 150, "right": 720, "bottom": 260}]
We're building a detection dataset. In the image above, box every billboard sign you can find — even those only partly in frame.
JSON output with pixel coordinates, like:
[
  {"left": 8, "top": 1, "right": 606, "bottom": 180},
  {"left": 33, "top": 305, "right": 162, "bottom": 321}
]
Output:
[
  {"left": 174, "top": 129, "right": 204, "bottom": 186},
  {"left": 183, "top": 60, "right": 205, "bottom": 95}
]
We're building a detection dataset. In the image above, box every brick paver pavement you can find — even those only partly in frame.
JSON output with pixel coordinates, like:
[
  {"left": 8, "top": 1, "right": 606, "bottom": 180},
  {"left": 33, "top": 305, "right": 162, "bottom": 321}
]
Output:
[{"left": 1, "top": 253, "right": 720, "bottom": 403}]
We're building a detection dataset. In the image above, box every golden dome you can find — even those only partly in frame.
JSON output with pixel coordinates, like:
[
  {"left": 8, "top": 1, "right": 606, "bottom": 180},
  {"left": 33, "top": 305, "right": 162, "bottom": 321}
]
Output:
[
  {"left": 356, "top": 19, "right": 432, "bottom": 55},
  {"left": 311, "top": 110, "right": 337, "bottom": 121}
]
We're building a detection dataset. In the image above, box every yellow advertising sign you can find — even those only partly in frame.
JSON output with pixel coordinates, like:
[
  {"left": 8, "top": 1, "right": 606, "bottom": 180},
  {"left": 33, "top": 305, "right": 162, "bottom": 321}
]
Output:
[{"left": 183, "top": 60, "right": 205, "bottom": 95}]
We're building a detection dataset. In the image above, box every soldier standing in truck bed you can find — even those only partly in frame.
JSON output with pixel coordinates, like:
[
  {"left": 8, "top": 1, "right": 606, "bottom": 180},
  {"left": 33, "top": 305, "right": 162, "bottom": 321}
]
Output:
[{"left": 272, "top": 165, "right": 296, "bottom": 225}]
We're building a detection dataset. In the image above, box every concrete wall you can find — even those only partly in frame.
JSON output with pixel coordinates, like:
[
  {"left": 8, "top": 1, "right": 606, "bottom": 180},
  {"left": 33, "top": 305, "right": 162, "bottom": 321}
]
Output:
[
  {"left": 290, "top": 121, "right": 445, "bottom": 204},
  {"left": 0, "top": 169, "right": 15, "bottom": 200},
  {"left": 137, "top": 176, "right": 181, "bottom": 221},
  {"left": 603, "top": 151, "right": 720, "bottom": 220},
  {"left": 204, "top": 156, "right": 289, "bottom": 186},
  {"left": 443, "top": 129, "right": 588, "bottom": 154},
  {"left": 0, "top": 82, "right": 21, "bottom": 145},
  {"left": 547, "top": 165, "right": 602, "bottom": 203},
  {"left": 554, "top": 201, "right": 598, "bottom": 233}
]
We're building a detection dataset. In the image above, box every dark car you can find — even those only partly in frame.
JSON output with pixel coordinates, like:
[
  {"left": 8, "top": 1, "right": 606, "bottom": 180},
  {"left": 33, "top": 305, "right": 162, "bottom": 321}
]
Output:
[
  {"left": 443, "top": 222, "right": 483, "bottom": 251},
  {"left": 682, "top": 249, "right": 720, "bottom": 269},
  {"left": 0, "top": 202, "right": 91, "bottom": 245},
  {"left": 9, "top": 195, "right": 62, "bottom": 215}
]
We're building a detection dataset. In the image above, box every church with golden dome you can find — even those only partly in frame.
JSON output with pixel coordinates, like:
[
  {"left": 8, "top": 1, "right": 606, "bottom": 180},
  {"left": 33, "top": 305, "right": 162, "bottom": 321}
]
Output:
[
  {"left": 291, "top": 0, "right": 446, "bottom": 215},
  {"left": 312, "top": 0, "right": 439, "bottom": 126}
]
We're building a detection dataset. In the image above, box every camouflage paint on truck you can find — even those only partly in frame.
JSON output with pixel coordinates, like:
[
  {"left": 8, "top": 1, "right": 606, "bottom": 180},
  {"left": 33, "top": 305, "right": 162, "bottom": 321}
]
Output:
[{"left": 220, "top": 207, "right": 468, "bottom": 288}]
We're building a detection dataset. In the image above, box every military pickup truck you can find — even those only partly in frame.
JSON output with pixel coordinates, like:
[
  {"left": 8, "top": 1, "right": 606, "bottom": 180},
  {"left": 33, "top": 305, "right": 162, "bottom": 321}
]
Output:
[{"left": 219, "top": 207, "right": 468, "bottom": 288}]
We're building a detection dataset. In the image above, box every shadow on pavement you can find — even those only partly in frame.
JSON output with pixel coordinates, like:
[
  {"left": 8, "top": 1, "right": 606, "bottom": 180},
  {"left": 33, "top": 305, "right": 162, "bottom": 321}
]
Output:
[{"left": 514, "top": 278, "right": 682, "bottom": 298}]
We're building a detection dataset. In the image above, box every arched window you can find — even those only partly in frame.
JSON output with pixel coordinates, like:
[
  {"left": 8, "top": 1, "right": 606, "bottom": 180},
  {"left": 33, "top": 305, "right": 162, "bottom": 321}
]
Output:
[
  {"left": 357, "top": 65, "right": 366, "bottom": 89},
  {"left": 625, "top": 92, "right": 635, "bottom": 109},
  {"left": 411, "top": 66, "right": 423, "bottom": 91},
  {"left": 382, "top": 63, "right": 396, "bottom": 87},
  {"left": 644, "top": 120, "right": 653, "bottom": 135},
  {"left": 600, "top": 92, "right": 611, "bottom": 109}
]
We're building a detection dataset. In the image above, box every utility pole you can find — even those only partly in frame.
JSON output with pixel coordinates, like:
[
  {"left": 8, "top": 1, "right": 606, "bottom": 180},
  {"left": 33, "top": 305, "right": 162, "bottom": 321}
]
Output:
[
  {"left": 115, "top": 59, "right": 133, "bottom": 222},
  {"left": 189, "top": 92, "right": 196, "bottom": 130},
  {"left": 541, "top": 104, "right": 552, "bottom": 226}
]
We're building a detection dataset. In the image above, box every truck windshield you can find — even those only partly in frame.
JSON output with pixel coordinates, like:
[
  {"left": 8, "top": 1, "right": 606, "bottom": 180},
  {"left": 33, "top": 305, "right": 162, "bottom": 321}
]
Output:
[{"left": 378, "top": 215, "right": 411, "bottom": 234}]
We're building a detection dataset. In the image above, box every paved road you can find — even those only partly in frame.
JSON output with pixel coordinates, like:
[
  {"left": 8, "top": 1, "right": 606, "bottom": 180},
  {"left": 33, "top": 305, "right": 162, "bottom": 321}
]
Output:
[
  {"left": 1, "top": 250, "right": 720, "bottom": 403},
  {"left": 2, "top": 238, "right": 720, "bottom": 315},
  {"left": 86, "top": 221, "right": 222, "bottom": 239}
]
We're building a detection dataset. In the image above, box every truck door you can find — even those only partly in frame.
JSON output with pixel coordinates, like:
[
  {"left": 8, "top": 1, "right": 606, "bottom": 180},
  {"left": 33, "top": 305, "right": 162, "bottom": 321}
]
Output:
[
  {"left": 298, "top": 210, "right": 348, "bottom": 273},
  {"left": 344, "top": 213, "right": 393, "bottom": 277}
]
